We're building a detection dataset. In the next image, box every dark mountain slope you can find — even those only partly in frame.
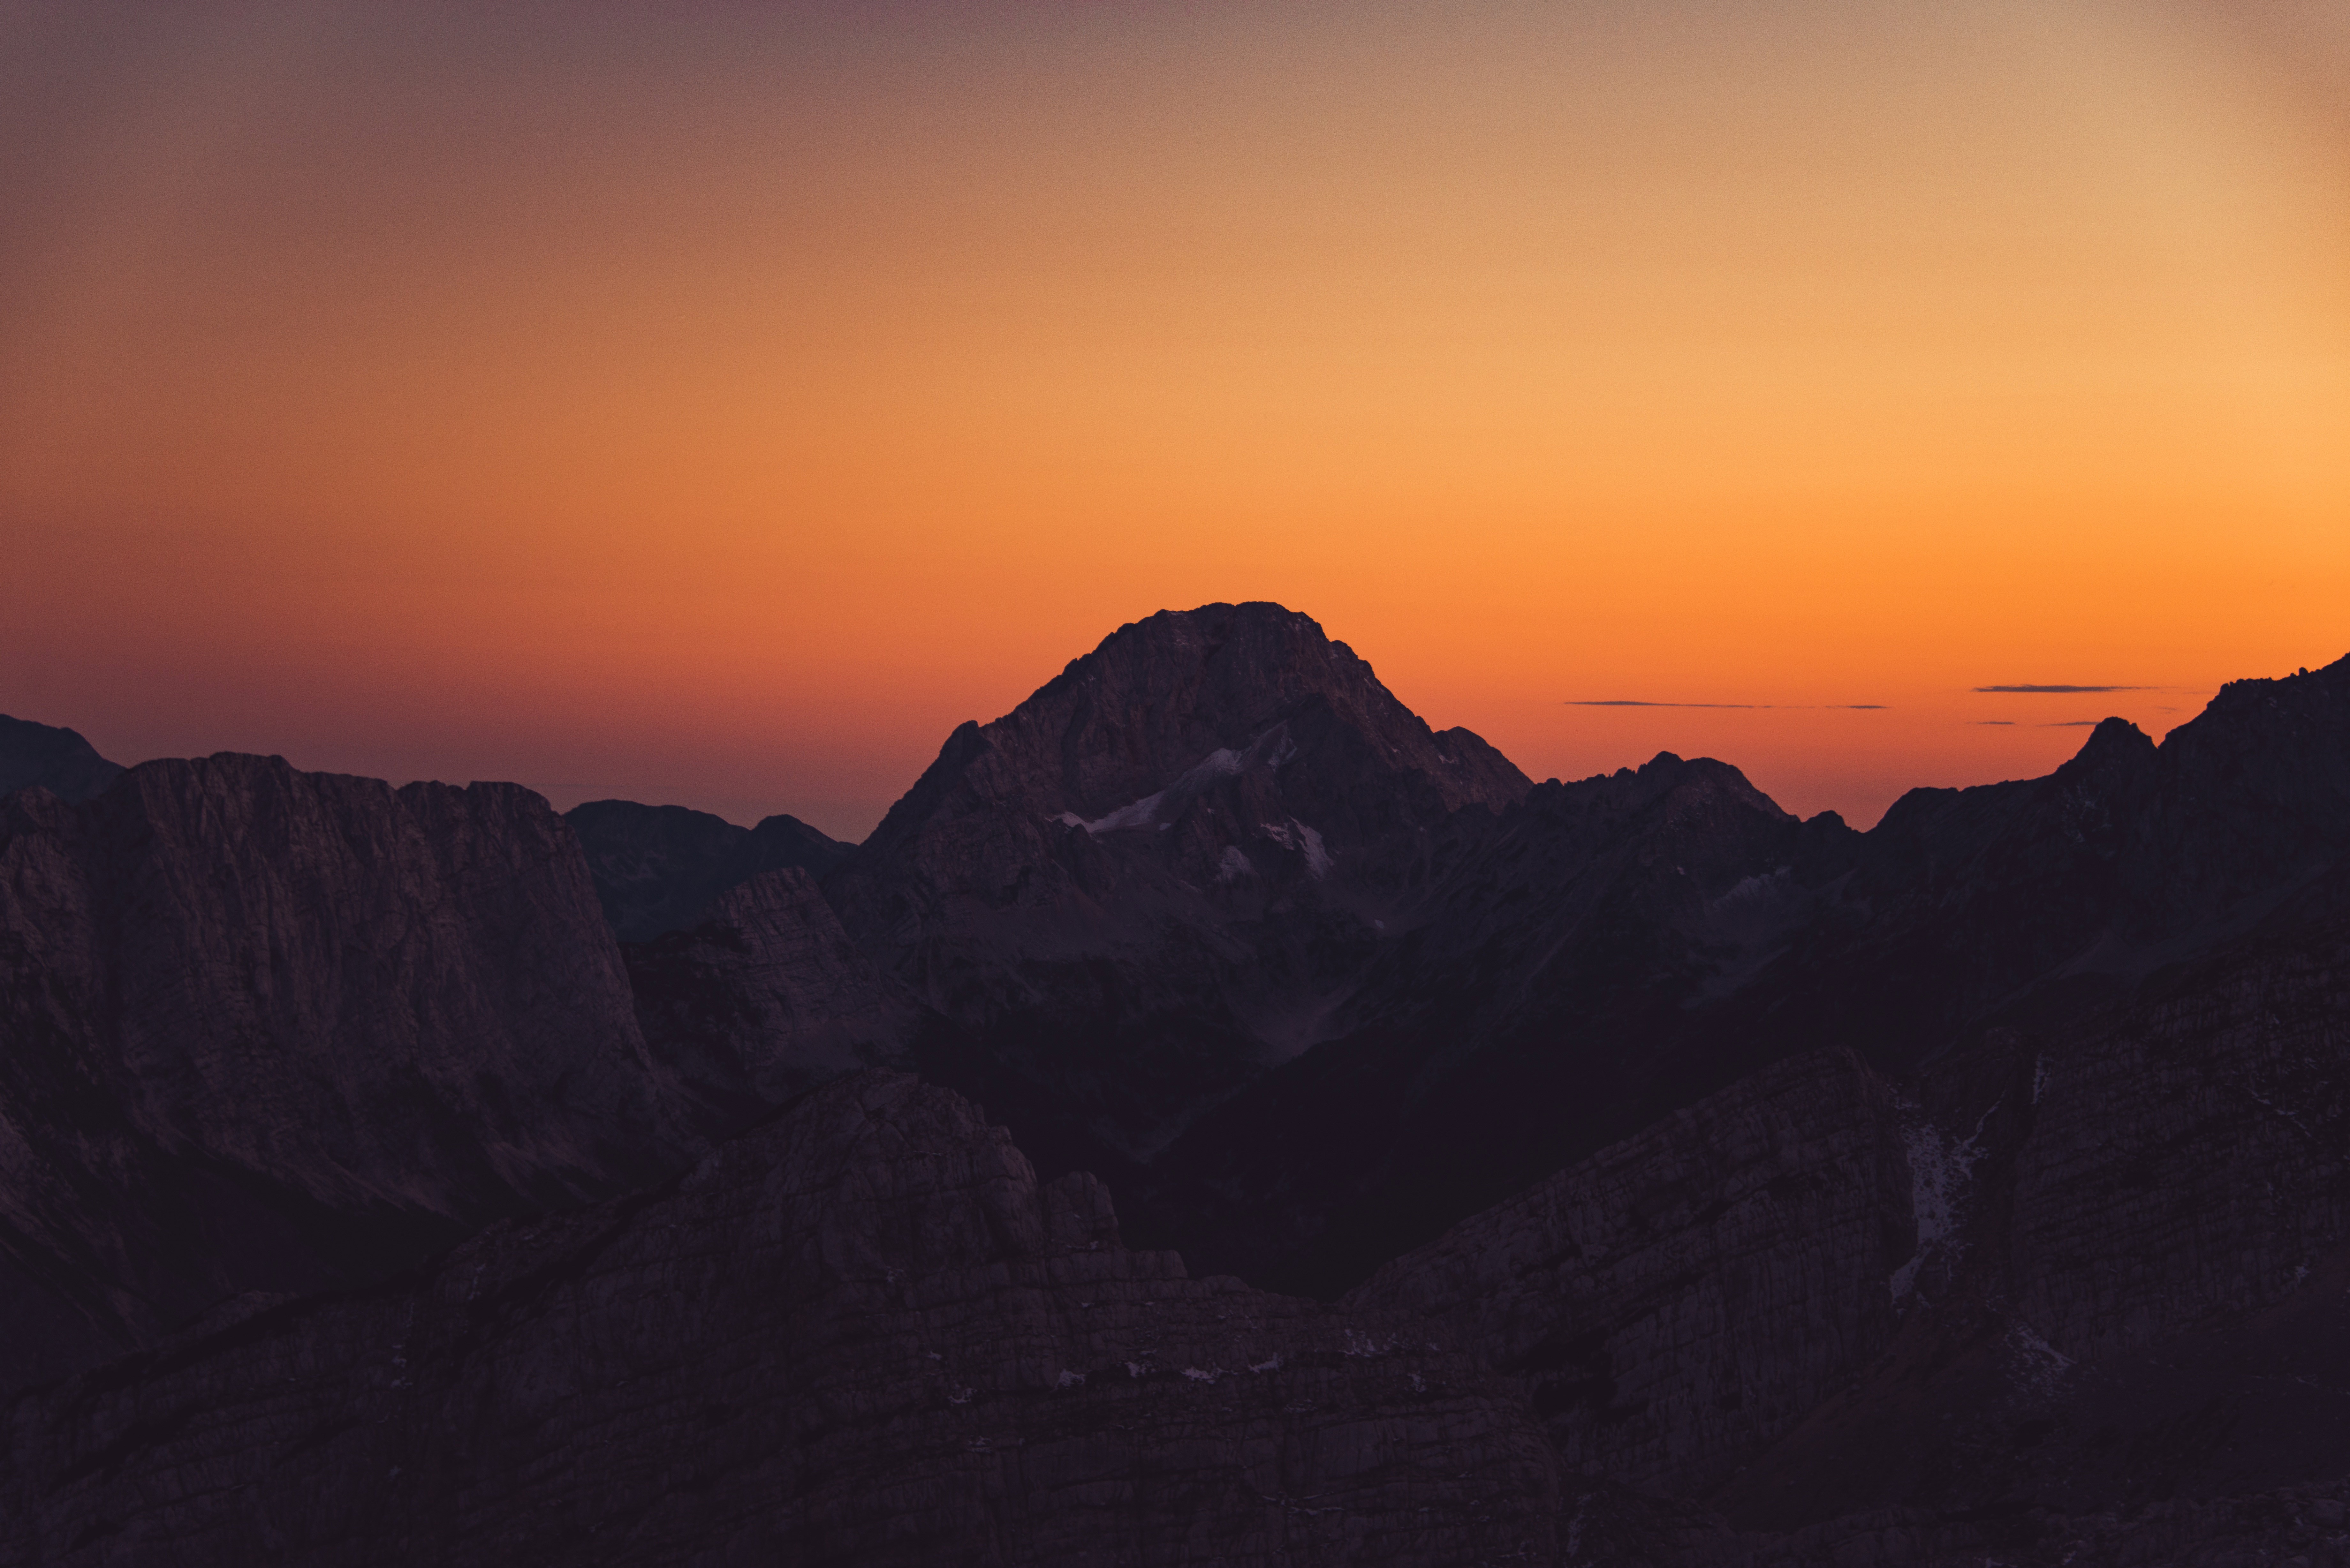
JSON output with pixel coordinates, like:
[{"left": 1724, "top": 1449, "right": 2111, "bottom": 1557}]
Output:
[
  {"left": 564, "top": 798, "right": 849, "bottom": 942},
  {"left": 0, "top": 754, "right": 690, "bottom": 1393},
  {"left": 17, "top": 971, "right": 2347, "bottom": 1568},
  {"left": 0, "top": 716, "right": 122, "bottom": 803},
  {"left": 1706, "top": 880, "right": 2350, "bottom": 1560},
  {"left": 1321, "top": 877, "right": 2350, "bottom": 1564},
  {"left": 1142, "top": 653, "right": 2350, "bottom": 1294}
]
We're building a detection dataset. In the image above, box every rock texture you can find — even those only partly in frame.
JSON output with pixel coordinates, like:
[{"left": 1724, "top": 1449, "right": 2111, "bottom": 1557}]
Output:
[
  {"left": 0, "top": 716, "right": 122, "bottom": 804},
  {"left": 1709, "top": 897, "right": 2350, "bottom": 1539},
  {"left": 1349, "top": 1050, "right": 1913, "bottom": 1495},
  {"left": 0, "top": 754, "right": 686, "bottom": 1393},
  {"left": 0, "top": 1074, "right": 1582, "bottom": 1568},
  {"left": 565, "top": 798, "right": 849, "bottom": 942},
  {"left": 623, "top": 866, "right": 926, "bottom": 1128}
]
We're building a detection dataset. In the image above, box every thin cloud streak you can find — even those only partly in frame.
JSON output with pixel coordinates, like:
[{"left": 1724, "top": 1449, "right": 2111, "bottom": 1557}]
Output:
[
  {"left": 1973, "top": 684, "right": 2147, "bottom": 694},
  {"left": 1565, "top": 701, "right": 1886, "bottom": 710}
]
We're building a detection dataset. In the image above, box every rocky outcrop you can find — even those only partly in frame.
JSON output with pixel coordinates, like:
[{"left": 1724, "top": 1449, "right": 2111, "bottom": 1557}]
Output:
[
  {"left": 0, "top": 1074, "right": 1586, "bottom": 1568},
  {"left": 0, "top": 716, "right": 122, "bottom": 803},
  {"left": 624, "top": 866, "right": 926, "bottom": 1127},
  {"left": 564, "top": 798, "right": 849, "bottom": 942},
  {"left": 2009, "top": 905, "right": 2350, "bottom": 1363},
  {"left": 1348, "top": 1050, "right": 1913, "bottom": 1495},
  {"left": 1707, "top": 899, "right": 2350, "bottom": 1544},
  {"left": 823, "top": 602, "right": 1530, "bottom": 1164},
  {"left": 0, "top": 754, "right": 685, "bottom": 1393}
]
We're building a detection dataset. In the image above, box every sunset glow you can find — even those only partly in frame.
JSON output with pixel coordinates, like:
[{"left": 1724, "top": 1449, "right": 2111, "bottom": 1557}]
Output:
[{"left": 6, "top": 0, "right": 2347, "bottom": 835}]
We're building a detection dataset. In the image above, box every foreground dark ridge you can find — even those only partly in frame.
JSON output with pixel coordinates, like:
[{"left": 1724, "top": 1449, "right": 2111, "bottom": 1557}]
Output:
[
  {"left": 0, "top": 1073, "right": 1582, "bottom": 1567},
  {"left": 10, "top": 995, "right": 2350, "bottom": 1567}
]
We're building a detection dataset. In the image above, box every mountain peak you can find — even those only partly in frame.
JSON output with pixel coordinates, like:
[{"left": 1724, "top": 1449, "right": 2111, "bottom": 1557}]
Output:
[
  {"left": 858, "top": 604, "right": 1529, "bottom": 862},
  {"left": 2055, "top": 715, "right": 2157, "bottom": 780}
]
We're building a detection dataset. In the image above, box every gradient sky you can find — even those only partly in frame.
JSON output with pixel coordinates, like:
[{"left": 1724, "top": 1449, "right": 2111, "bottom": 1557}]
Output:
[{"left": 5, "top": 0, "right": 2347, "bottom": 838}]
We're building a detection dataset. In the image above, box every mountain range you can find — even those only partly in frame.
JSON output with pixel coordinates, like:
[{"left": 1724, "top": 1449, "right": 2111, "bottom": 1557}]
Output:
[{"left": 3, "top": 602, "right": 2346, "bottom": 1565}]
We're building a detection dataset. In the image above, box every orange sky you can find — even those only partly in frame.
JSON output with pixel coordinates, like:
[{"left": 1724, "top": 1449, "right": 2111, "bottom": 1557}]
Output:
[{"left": 4, "top": 0, "right": 2347, "bottom": 837}]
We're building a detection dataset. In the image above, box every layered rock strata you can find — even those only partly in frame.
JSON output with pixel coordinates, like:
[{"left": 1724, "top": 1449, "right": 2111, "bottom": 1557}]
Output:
[
  {"left": 1349, "top": 1049, "right": 1914, "bottom": 1494},
  {"left": 1710, "top": 902, "right": 2350, "bottom": 1540},
  {"left": 623, "top": 866, "right": 925, "bottom": 1126}
]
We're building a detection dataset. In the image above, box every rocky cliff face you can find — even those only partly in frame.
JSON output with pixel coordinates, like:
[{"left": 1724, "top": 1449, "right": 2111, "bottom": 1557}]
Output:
[
  {"left": 0, "top": 716, "right": 123, "bottom": 803},
  {"left": 822, "top": 602, "right": 1530, "bottom": 1165},
  {"left": 623, "top": 866, "right": 926, "bottom": 1130},
  {"left": 1643, "top": 890, "right": 2350, "bottom": 1565},
  {"left": 0, "top": 1074, "right": 1587, "bottom": 1568},
  {"left": 1348, "top": 1049, "right": 1913, "bottom": 1496},
  {"left": 0, "top": 754, "right": 687, "bottom": 1393},
  {"left": 565, "top": 798, "right": 850, "bottom": 942}
]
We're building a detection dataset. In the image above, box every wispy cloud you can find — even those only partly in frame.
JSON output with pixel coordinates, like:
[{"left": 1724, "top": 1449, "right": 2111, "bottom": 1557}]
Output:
[
  {"left": 2041, "top": 720, "right": 2101, "bottom": 727},
  {"left": 1971, "top": 720, "right": 2014, "bottom": 726},
  {"left": 1973, "top": 683, "right": 2146, "bottom": 694},
  {"left": 1565, "top": 701, "right": 1886, "bottom": 710}
]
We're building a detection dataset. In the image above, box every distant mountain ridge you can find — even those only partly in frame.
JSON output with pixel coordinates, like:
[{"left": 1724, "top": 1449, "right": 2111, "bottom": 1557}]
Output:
[
  {"left": 1150, "top": 654, "right": 2350, "bottom": 1293},
  {"left": 0, "top": 715, "right": 123, "bottom": 803},
  {"left": 564, "top": 798, "right": 851, "bottom": 941}
]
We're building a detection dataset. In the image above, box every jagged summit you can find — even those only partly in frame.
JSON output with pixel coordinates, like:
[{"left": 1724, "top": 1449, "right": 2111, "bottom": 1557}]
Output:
[{"left": 853, "top": 601, "right": 1527, "bottom": 867}]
